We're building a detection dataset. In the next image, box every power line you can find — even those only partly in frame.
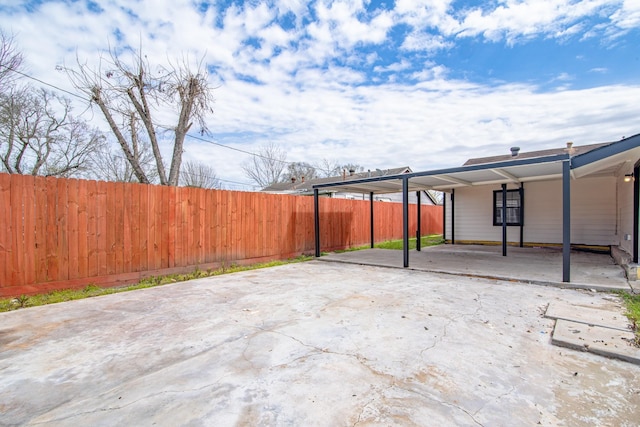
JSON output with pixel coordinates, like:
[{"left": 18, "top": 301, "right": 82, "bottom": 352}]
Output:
[
  {"left": 1, "top": 64, "right": 87, "bottom": 101},
  {"left": 2, "top": 64, "right": 295, "bottom": 166}
]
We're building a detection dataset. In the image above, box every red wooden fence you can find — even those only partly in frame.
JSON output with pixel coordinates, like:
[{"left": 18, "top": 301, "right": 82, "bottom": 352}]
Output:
[{"left": 0, "top": 173, "right": 443, "bottom": 297}]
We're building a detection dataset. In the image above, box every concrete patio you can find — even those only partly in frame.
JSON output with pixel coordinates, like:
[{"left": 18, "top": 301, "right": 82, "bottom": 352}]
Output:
[
  {"left": 1, "top": 261, "right": 639, "bottom": 426},
  {"left": 319, "top": 244, "right": 636, "bottom": 292}
]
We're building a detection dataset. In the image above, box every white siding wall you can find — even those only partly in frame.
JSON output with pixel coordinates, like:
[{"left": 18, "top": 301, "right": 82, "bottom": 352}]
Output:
[
  {"left": 618, "top": 165, "right": 635, "bottom": 255},
  {"left": 443, "top": 176, "right": 618, "bottom": 246}
]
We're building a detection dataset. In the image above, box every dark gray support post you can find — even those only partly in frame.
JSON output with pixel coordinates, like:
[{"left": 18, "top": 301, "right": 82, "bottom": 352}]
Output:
[
  {"left": 370, "top": 192, "right": 375, "bottom": 249},
  {"left": 403, "top": 177, "right": 409, "bottom": 268},
  {"left": 519, "top": 183, "right": 524, "bottom": 248},
  {"left": 502, "top": 184, "right": 507, "bottom": 257},
  {"left": 562, "top": 160, "right": 571, "bottom": 282},
  {"left": 634, "top": 163, "right": 639, "bottom": 263},
  {"left": 442, "top": 193, "right": 446, "bottom": 241},
  {"left": 451, "top": 189, "right": 455, "bottom": 245},
  {"left": 416, "top": 191, "right": 422, "bottom": 252},
  {"left": 314, "top": 188, "right": 320, "bottom": 257}
]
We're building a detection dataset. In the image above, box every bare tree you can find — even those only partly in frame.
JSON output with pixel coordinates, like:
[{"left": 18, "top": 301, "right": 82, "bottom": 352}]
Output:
[
  {"left": 339, "top": 163, "right": 364, "bottom": 175},
  {"left": 91, "top": 140, "right": 158, "bottom": 183},
  {"left": 315, "top": 158, "right": 340, "bottom": 178},
  {"left": 242, "top": 141, "right": 288, "bottom": 188},
  {"left": 314, "top": 159, "right": 364, "bottom": 177},
  {"left": 0, "top": 87, "right": 106, "bottom": 177},
  {"left": 180, "top": 160, "right": 221, "bottom": 189},
  {"left": 280, "top": 161, "right": 317, "bottom": 183},
  {"left": 65, "top": 48, "right": 215, "bottom": 186},
  {"left": 0, "top": 30, "right": 23, "bottom": 91}
]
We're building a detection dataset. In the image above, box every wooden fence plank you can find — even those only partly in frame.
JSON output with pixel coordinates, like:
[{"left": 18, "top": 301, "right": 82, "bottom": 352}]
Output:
[
  {"left": 33, "top": 177, "right": 48, "bottom": 284},
  {"left": 77, "top": 179, "right": 88, "bottom": 279},
  {"left": 67, "top": 179, "right": 79, "bottom": 280},
  {"left": 204, "top": 189, "right": 213, "bottom": 263},
  {"left": 0, "top": 174, "right": 11, "bottom": 287},
  {"left": 123, "top": 182, "right": 133, "bottom": 274},
  {"left": 187, "top": 188, "right": 200, "bottom": 265},
  {"left": 160, "top": 186, "right": 170, "bottom": 269},
  {"left": 167, "top": 186, "right": 176, "bottom": 268},
  {"left": 173, "top": 187, "right": 183, "bottom": 267},
  {"left": 86, "top": 180, "right": 99, "bottom": 278},
  {"left": 138, "top": 183, "right": 148, "bottom": 273},
  {"left": 129, "top": 183, "right": 141, "bottom": 272},
  {"left": 113, "top": 182, "right": 124, "bottom": 275},
  {"left": 45, "top": 177, "right": 59, "bottom": 281},
  {"left": 197, "top": 188, "right": 205, "bottom": 264},
  {"left": 153, "top": 185, "right": 163, "bottom": 270},
  {"left": 10, "top": 175, "right": 24, "bottom": 286},
  {"left": 22, "top": 175, "right": 36, "bottom": 286},
  {"left": 105, "top": 181, "right": 116, "bottom": 275},
  {"left": 96, "top": 180, "right": 108, "bottom": 276},
  {"left": 56, "top": 178, "right": 69, "bottom": 281},
  {"left": 180, "top": 187, "right": 190, "bottom": 267}
]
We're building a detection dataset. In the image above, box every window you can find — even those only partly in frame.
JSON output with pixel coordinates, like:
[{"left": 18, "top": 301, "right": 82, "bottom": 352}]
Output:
[{"left": 493, "top": 189, "right": 523, "bottom": 226}]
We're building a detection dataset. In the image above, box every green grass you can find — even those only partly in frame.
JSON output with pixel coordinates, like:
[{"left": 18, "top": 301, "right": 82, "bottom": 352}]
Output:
[
  {"left": 619, "top": 291, "right": 640, "bottom": 345},
  {"left": 375, "top": 234, "right": 444, "bottom": 250},
  {"left": 332, "top": 234, "right": 444, "bottom": 253},
  {"left": 0, "top": 255, "right": 313, "bottom": 313}
]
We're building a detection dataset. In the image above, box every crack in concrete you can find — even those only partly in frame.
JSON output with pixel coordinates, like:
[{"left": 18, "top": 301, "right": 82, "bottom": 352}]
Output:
[
  {"left": 420, "top": 292, "right": 484, "bottom": 358},
  {"left": 27, "top": 379, "right": 236, "bottom": 425},
  {"left": 472, "top": 384, "right": 517, "bottom": 419},
  {"left": 396, "top": 383, "right": 486, "bottom": 427},
  {"left": 351, "top": 396, "right": 377, "bottom": 427},
  {"left": 251, "top": 323, "right": 487, "bottom": 427}
]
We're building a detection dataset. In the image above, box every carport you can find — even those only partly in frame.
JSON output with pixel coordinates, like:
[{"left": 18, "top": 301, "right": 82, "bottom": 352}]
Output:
[{"left": 312, "top": 134, "right": 640, "bottom": 283}]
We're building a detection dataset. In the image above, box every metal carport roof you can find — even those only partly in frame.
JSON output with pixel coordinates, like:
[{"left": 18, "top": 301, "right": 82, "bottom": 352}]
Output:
[
  {"left": 311, "top": 133, "right": 640, "bottom": 284},
  {"left": 312, "top": 153, "right": 570, "bottom": 194}
]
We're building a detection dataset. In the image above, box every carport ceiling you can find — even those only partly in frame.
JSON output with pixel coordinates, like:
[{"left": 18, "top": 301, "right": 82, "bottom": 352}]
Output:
[{"left": 313, "top": 154, "right": 569, "bottom": 194}]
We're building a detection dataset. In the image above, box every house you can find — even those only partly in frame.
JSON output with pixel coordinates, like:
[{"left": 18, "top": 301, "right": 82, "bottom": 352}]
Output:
[
  {"left": 262, "top": 166, "right": 439, "bottom": 205},
  {"left": 311, "top": 134, "right": 640, "bottom": 282}
]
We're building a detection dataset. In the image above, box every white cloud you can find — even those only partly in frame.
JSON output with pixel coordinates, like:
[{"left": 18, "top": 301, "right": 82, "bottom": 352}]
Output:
[
  {"left": 374, "top": 60, "right": 411, "bottom": 73},
  {"left": 0, "top": 0, "right": 638, "bottom": 188},
  {"left": 455, "top": 0, "right": 616, "bottom": 44},
  {"left": 401, "top": 32, "right": 452, "bottom": 52},
  {"left": 609, "top": 0, "right": 640, "bottom": 32}
]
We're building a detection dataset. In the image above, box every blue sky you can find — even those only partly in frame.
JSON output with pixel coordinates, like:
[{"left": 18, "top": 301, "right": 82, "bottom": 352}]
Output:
[{"left": 1, "top": 0, "right": 639, "bottom": 189}]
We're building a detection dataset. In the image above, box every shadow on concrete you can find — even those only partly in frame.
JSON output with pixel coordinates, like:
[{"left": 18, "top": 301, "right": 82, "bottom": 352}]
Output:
[{"left": 318, "top": 244, "right": 633, "bottom": 292}]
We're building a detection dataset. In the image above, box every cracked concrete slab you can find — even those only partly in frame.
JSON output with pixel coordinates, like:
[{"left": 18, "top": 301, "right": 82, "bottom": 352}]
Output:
[
  {"left": 551, "top": 320, "right": 640, "bottom": 365},
  {"left": 545, "top": 301, "right": 631, "bottom": 331},
  {"left": 1, "top": 261, "right": 639, "bottom": 426}
]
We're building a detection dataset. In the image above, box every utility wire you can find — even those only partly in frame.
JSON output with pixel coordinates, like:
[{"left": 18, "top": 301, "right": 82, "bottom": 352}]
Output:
[{"left": 2, "top": 64, "right": 297, "bottom": 166}]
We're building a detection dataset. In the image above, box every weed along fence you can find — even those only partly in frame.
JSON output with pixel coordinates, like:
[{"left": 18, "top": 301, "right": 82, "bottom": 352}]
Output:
[{"left": 0, "top": 173, "right": 443, "bottom": 297}]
